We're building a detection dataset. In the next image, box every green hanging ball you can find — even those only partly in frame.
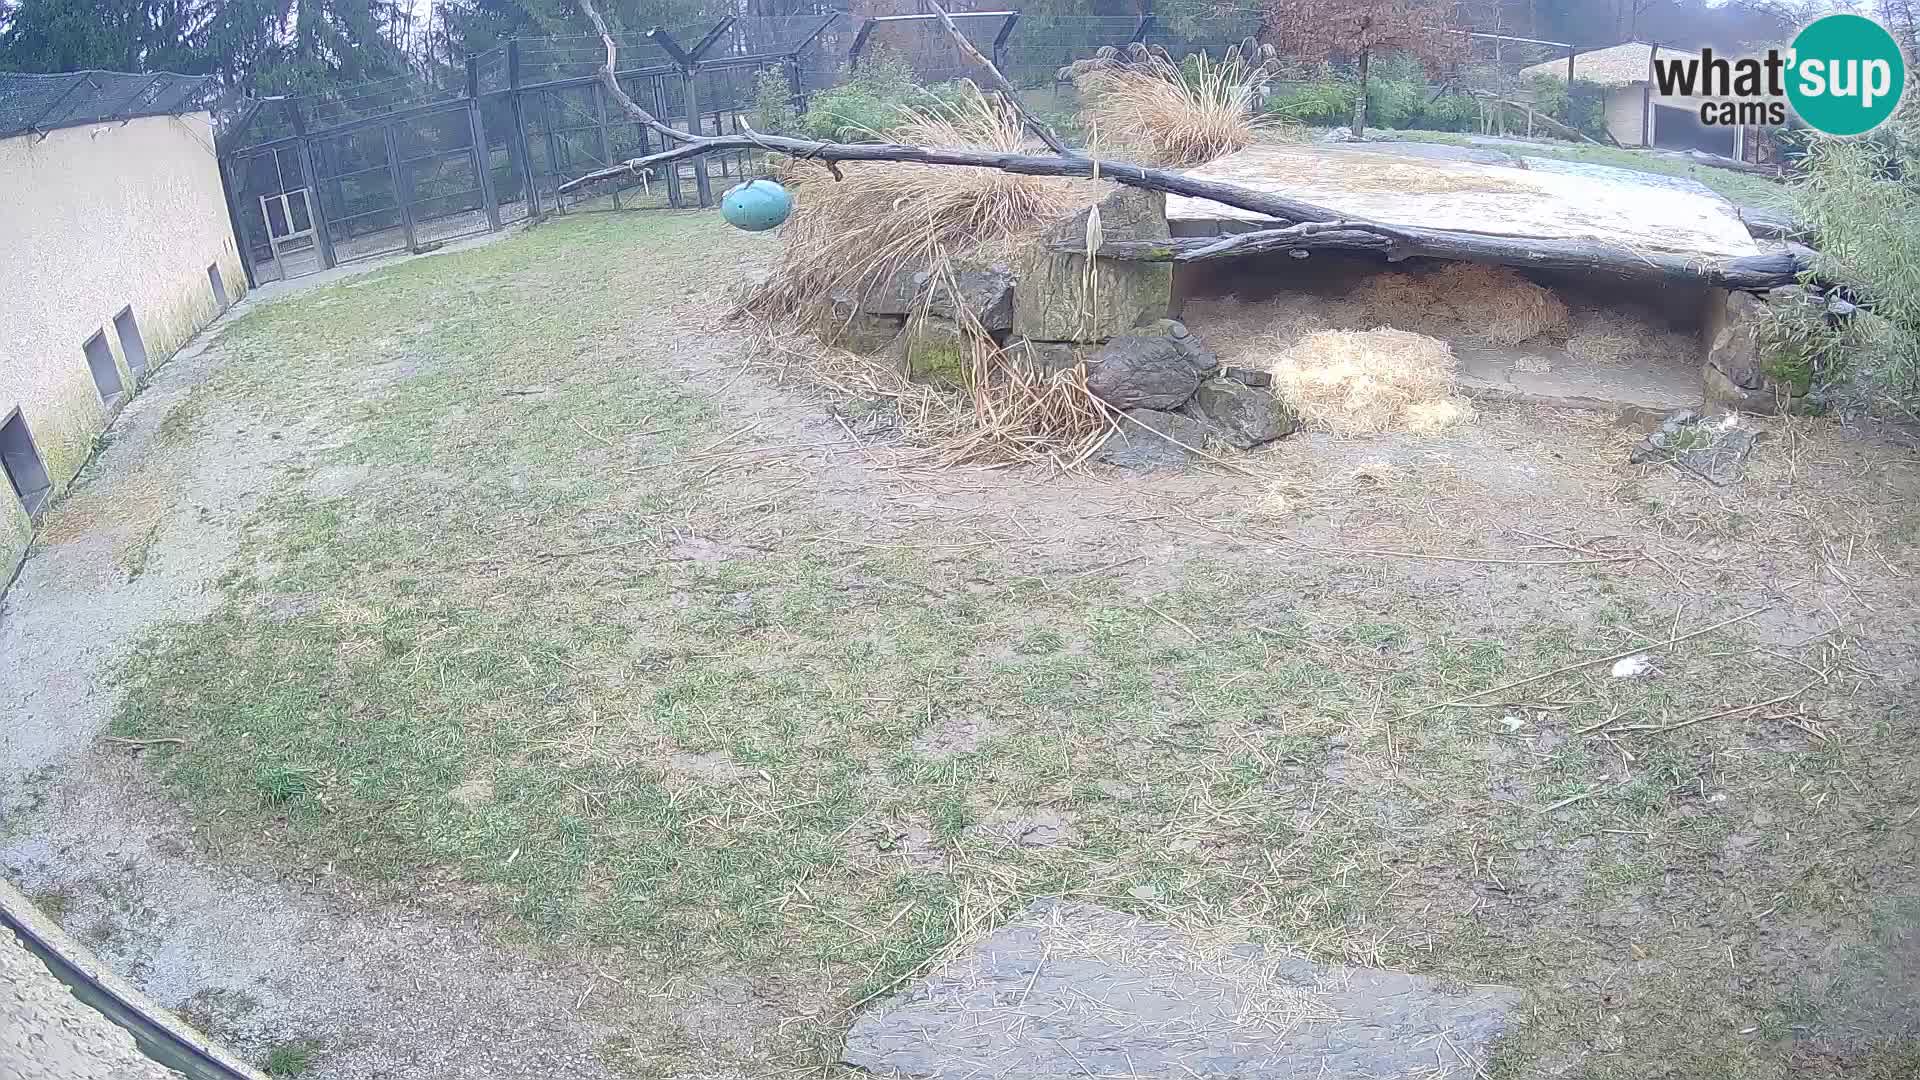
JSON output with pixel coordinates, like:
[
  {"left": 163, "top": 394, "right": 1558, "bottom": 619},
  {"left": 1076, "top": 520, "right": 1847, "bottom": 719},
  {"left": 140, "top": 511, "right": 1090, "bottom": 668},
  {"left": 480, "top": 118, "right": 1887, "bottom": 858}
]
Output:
[{"left": 720, "top": 179, "right": 793, "bottom": 232}]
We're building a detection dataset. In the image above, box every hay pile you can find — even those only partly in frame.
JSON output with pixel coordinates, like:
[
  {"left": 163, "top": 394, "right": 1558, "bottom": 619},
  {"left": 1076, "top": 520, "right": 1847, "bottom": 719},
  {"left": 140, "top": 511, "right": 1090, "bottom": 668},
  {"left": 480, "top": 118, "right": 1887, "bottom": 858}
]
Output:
[
  {"left": 1347, "top": 264, "right": 1570, "bottom": 346},
  {"left": 1065, "top": 40, "right": 1286, "bottom": 166},
  {"left": 1271, "top": 329, "right": 1473, "bottom": 435},
  {"left": 742, "top": 82, "right": 1115, "bottom": 468}
]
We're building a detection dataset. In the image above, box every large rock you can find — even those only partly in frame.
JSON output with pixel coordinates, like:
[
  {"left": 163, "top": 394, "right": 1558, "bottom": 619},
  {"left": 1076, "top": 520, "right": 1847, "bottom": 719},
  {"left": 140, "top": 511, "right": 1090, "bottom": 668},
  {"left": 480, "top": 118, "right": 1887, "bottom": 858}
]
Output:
[
  {"left": 1187, "top": 377, "right": 1295, "bottom": 448},
  {"left": 1093, "top": 408, "right": 1212, "bottom": 469},
  {"left": 862, "top": 262, "right": 1014, "bottom": 333},
  {"left": 1703, "top": 288, "right": 1810, "bottom": 415},
  {"left": 842, "top": 900, "right": 1523, "bottom": 1079},
  {"left": 903, "top": 314, "right": 972, "bottom": 385},
  {"left": 1013, "top": 187, "right": 1174, "bottom": 342},
  {"left": 1007, "top": 339, "right": 1092, "bottom": 378},
  {"left": 828, "top": 300, "right": 906, "bottom": 354},
  {"left": 1085, "top": 330, "right": 1208, "bottom": 410}
]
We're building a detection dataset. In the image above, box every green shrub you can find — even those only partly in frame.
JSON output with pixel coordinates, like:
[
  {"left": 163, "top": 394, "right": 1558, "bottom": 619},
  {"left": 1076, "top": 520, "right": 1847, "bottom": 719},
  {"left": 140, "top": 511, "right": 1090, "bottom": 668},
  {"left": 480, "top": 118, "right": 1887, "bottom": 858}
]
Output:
[
  {"left": 1266, "top": 79, "right": 1356, "bottom": 125},
  {"left": 1364, "top": 78, "right": 1425, "bottom": 130},
  {"left": 1793, "top": 136, "right": 1920, "bottom": 403},
  {"left": 800, "top": 47, "right": 972, "bottom": 142},
  {"left": 747, "top": 67, "right": 799, "bottom": 137},
  {"left": 1419, "top": 92, "right": 1480, "bottom": 132}
]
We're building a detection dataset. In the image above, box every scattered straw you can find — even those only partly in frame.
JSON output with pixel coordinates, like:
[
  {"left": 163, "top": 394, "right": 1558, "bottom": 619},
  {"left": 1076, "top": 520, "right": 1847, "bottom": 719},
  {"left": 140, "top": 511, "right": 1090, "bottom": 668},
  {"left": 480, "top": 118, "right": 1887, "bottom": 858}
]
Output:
[
  {"left": 1345, "top": 264, "right": 1569, "bottom": 346},
  {"left": 1271, "top": 328, "right": 1472, "bottom": 436}
]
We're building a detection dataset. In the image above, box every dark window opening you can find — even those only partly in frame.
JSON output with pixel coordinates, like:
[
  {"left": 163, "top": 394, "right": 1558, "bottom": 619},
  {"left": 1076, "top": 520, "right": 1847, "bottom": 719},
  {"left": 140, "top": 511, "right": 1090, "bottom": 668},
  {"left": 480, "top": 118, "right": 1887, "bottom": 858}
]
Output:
[
  {"left": 83, "top": 330, "right": 124, "bottom": 409},
  {"left": 114, "top": 306, "right": 149, "bottom": 379},
  {"left": 0, "top": 410, "right": 52, "bottom": 516},
  {"left": 208, "top": 263, "right": 230, "bottom": 309}
]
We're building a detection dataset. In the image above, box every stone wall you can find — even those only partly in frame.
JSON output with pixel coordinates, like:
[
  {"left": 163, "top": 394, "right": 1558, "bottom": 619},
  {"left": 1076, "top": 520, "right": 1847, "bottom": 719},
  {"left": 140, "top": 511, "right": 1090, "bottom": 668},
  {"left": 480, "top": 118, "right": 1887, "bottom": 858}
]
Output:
[{"left": 837, "top": 187, "right": 1296, "bottom": 467}]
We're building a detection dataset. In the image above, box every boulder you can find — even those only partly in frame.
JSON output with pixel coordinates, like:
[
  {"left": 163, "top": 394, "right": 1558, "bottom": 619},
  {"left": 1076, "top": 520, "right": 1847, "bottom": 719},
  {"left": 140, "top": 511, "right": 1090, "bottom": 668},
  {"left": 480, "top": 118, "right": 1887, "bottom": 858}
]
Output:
[
  {"left": 842, "top": 900, "right": 1523, "bottom": 1080},
  {"left": 829, "top": 297, "right": 906, "bottom": 354},
  {"left": 1094, "top": 408, "right": 1213, "bottom": 469},
  {"left": 1013, "top": 186, "right": 1174, "bottom": 342},
  {"left": 1223, "top": 365, "right": 1272, "bottom": 388},
  {"left": 1140, "top": 319, "right": 1217, "bottom": 372},
  {"left": 861, "top": 262, "right": 1015, "bottom": 333},
  {"left": 1085, "top": 333, "right": 1203, "bottom": 410},
  {"left": 1007, "top": 339, "right": 1092, "bottom": 379},
  {"left": 1702, "top": 289, "right": 1809, "bottom": 415},
  {"left": 1187, "top": 377, "right": 1295, "bottom": 448}
]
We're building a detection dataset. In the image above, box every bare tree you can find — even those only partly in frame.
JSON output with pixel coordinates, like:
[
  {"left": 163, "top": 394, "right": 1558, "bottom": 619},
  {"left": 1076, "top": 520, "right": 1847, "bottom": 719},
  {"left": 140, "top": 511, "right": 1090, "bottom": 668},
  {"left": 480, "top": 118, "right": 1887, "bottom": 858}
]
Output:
[{"left": 1263, "top": 0, "right": 1467, "bottom": 136}]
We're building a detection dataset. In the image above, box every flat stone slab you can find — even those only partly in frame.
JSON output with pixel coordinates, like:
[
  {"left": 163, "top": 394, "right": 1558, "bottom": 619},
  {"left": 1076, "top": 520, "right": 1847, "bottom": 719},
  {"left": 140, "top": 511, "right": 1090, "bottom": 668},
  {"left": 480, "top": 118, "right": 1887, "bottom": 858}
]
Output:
[
  {"left": 842, "top": 901, "right": 1522, "bottom": 1078},
  {"left": 1167, "top": 143, "right": 1759, "bottom": 259}
]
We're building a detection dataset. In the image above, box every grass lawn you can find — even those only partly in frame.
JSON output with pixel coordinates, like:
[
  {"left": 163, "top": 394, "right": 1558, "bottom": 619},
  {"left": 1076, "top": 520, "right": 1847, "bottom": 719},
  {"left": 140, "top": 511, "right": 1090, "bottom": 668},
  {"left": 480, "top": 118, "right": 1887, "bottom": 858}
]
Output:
[
  {"left": 101, "top": 208, "right": 1916, "bottom": 1078},
  {"left": 1371, "top": 129, "right": 1794, "bottom": 208}
]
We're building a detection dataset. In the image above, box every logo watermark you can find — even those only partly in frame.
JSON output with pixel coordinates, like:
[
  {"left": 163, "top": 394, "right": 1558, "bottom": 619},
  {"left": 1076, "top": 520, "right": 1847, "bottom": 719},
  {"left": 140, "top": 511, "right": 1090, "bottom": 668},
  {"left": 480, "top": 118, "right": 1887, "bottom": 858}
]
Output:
[{"left": 1648, "top": 13, "right": 1907, "bottom": 137}]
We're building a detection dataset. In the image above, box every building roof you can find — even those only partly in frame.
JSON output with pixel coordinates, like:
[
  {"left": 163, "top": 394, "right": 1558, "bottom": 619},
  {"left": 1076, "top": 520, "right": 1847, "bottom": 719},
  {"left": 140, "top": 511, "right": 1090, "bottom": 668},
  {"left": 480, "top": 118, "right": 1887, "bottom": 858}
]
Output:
[
  {"left": 1520, "top": 41, "right": 1660, "bottom": 88},
  {"left": 0, "top": 69, "right": 218, "bottom": 141}
]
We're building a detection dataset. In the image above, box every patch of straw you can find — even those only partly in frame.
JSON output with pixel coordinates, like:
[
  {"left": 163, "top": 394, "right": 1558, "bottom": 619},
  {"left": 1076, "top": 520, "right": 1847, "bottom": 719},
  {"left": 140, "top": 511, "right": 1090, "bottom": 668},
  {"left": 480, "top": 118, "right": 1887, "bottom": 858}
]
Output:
[
  {"left": 1271, "top": 328, "right": 1472, "bottom": 436},
  {"left": 1345, "top": 264, "right": 1569, "bottom": 346}
]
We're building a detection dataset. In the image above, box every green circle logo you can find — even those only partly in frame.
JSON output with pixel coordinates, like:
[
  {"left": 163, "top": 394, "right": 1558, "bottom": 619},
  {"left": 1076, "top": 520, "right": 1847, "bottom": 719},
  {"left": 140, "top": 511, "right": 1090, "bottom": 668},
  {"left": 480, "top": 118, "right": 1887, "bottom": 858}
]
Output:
[{"left": 1786, "top": 14, "right": 1907, "bottom": 136}]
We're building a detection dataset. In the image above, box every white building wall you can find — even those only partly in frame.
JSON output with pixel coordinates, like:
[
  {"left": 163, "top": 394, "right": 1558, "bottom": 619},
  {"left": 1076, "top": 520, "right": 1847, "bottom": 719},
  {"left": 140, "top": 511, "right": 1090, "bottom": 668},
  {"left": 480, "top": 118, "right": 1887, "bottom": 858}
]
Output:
[{"left": 0, "top": 110, "right": 245, "bottom": 580}]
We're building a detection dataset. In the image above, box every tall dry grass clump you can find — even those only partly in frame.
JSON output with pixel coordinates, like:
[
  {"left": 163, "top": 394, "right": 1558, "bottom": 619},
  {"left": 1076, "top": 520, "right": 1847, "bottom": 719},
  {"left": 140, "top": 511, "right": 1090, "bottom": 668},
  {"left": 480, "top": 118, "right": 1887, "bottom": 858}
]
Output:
[
  {"left": 747, "top": 81, "right": 1092, "bottom": 330},
  {"left": 742, "top": 82, "right": 1114, "bottom": 468},
  {"left": 1063, "top": 40, "right": 1283, "bottom": 167},
  {"left": 1272, "top": 328, "right": 1472, "bottom": 435}
]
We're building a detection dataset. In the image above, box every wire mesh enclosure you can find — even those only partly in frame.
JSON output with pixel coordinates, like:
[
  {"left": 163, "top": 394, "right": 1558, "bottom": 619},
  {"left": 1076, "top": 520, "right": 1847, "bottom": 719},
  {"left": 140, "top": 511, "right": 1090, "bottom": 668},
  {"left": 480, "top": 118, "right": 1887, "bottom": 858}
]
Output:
[
  {"left": 215, "top": 7, "right": 1277, "bottom": 287},
  {"left": 0, "top": 69, "right": 218, "bottom": 140}
]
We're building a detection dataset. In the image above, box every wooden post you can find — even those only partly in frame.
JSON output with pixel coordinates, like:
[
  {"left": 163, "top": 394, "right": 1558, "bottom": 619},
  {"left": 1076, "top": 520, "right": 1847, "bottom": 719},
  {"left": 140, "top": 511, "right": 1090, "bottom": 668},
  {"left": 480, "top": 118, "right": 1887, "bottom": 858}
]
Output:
[
  {"left": 507, "top": 40, "right": 542, "bottom": 220},
  {"left": 1566, "top": 46, "right": 1575, "bottom": 86},
  {"left": 382, "top": 123, "right": 419, "bottom": 252},
  {"left": 591, "top": 80, "right": 621, "bottom": 210},
  {"left": 466, "top": 57, "right": 502, "bottom": 231},
  {"left": 1643, "top": 43, "right": 1658, "bottom": 148}
]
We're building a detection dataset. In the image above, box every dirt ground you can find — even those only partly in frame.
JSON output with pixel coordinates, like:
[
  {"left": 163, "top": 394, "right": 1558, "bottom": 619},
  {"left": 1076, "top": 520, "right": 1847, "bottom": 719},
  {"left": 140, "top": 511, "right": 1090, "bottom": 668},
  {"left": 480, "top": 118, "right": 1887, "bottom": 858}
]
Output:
[{"left": 2, "top": 209, "right": 1917, "bottom": 1080}]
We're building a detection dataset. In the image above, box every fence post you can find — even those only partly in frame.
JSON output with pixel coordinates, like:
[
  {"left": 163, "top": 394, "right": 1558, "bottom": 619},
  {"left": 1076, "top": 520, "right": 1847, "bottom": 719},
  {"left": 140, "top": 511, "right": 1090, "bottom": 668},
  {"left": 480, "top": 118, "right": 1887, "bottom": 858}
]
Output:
[
  {"left": 286, "top": 101, "right": 337, "bottom": 271},
  {"left": 382, "top": 123, "right": 419, "bottom": 252},
  {"left": 507, "top": 40, "right": 542, "bottom": 220},
  {"left": 540, "top": 90, "right": 566, "bottom": 213},
  {"left": 654, "top": 78, "right": 683, "bottom": 207},
  {"left": 991, "top": 12, "right": 1019, "bottom": 78},
  {"left": 1643, "top": 42, "right": 1658, "bottom": 147},
  {"left": 683, "top": 69, "right": 712, "bottom": 207},
  {"left": 466, "top": 57, "right": 502, "bottom": 231},
  {"left": 785, "top": 55, "right": 804, "bottom": 114},
  {"left": 1566, "top": 46, "right": 1575, "bottom": 86},
  {"left": 591, "top": 80, "right": 621, "bottom": 210}
]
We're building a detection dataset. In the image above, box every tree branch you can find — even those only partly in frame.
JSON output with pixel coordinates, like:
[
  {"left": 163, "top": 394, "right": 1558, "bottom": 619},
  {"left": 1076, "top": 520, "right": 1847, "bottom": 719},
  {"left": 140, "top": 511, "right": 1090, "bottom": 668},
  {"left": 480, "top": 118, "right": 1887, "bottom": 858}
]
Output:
[
  {"left": 1068, "top": 226, "right": 1813, "bottom": 289},
  {"left": 579, "top": 0, "right": 691, "bottom": 145},
  {"left": 925, "top": 0, "right": 1071, "bottom": 155}
]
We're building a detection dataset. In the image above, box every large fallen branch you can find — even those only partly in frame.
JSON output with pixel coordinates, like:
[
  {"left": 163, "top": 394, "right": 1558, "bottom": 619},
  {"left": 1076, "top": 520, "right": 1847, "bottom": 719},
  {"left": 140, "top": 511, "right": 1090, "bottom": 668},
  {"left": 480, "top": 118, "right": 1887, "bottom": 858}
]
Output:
[
  {"left": 1063, "top": 224, "right": 1814, "bottom": 290},
  {"left": 570, "top": 0, "right": 1808, "bottom": 292}
]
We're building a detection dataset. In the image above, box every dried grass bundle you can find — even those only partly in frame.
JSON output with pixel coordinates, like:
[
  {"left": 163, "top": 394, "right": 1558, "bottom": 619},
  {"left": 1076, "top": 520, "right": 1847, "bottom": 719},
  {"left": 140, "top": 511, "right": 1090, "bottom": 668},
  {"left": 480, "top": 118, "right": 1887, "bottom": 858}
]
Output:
[
  {"left": 1272, "top": 328, "right": 1472, "bottom": 435},
  {"left": 743, "top": 83, "right": 1114, "bottom": 469},
  {"left": 746, "top": 82, "right": 1093, "bottom": 333},
  {"left": 1066, "top": 40, "right": 1284, "bottom": 166}
]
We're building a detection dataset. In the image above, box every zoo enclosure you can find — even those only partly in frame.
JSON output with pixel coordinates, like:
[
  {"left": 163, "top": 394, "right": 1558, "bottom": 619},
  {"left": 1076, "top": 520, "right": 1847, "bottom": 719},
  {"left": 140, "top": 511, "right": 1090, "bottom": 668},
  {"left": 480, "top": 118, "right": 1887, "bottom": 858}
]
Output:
[
  {"left": 217, "top": 14, "right": 843, "bottom": 285},
  {"left": 215, "top": 9, "right": 1616, "bottom": 287}
]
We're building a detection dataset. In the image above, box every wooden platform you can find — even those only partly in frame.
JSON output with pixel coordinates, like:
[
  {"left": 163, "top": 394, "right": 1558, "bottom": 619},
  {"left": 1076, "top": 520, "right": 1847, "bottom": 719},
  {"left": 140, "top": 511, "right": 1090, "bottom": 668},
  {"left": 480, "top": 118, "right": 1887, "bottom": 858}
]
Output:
[{"left": 1166, "top": 143, "right": 1761, "bottom": 260}]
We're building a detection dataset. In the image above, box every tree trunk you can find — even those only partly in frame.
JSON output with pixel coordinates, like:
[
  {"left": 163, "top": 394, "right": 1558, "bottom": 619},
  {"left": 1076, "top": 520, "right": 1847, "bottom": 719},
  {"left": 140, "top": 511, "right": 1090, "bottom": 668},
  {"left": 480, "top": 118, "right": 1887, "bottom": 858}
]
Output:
[{"left": 1352, "top": 48, "right": 1371, "bottom": 137}]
